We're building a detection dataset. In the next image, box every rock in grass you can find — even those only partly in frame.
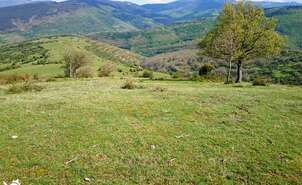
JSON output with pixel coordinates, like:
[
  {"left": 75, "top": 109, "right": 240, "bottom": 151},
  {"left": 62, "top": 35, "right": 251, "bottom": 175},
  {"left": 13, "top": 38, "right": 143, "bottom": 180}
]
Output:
[
  {"left": 84, "top": 177, "right": 91, "bottom": 182},
  {"left": 3, "top": 179, "right": 21, "bottom": 185},
  {"left": 150, "top": 145, "right": 156, "bottom": 150},
  {"left": 11, "top": 135, "right": 18, "bottom": 139}
]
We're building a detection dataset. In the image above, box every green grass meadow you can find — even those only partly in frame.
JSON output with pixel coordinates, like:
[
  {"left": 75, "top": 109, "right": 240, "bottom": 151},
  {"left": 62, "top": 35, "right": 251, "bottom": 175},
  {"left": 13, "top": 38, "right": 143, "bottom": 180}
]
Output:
[{"left": 0, "top": 78, "right": 301, "bottom": 184}]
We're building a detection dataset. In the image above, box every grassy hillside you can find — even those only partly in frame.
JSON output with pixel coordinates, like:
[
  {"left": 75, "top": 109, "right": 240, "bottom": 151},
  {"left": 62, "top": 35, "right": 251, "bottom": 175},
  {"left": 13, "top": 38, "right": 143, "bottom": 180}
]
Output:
[
  {"left": 0, "top": 36, "right": 143, "bottom": 77},
  {"left": 89, "top": 19, "right": 215, "bottom": 57},
  {"left": 0, "top": 78, "right": 301, "bottom": 184}
]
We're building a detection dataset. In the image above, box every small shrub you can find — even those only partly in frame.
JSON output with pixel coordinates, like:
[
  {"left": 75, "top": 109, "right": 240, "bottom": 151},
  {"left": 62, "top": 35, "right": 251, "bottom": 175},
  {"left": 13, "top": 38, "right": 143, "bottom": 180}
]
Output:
[
  {"left": 190, "top": 73, "right": 200, "bottom": 81},
  {"left": 7, "top": 85, "right": 23, "bottom": 94},
  {"left": 76, "top": 66, "right": 95, "bottom": 78},
  {"left": 98, "top": 62, "right": 117, "bottom": 77},
  {"left": 199, "top": 64, "right": 214, "bottom": 76},
  {"left": 173, "top": 70, "right": 191, "bottom": 80},
  {"left": 0, "top": 74, "right": 31, "bottom": 85},
  {"left": 171, "top": 73, "right": 179, "bottom": 79},
  {"left": 253, "top": 77, "right": 269, "bottom": 86},
  {"left": 153, "top": 77, "right": 166, "bottom": 81},
  {"left": 7, "top": 82, "right": 44, "bottom": 94},
  {"left": 33, "top": 74, "right": 40, "bottom": 81},
  {"left": 141, "top": 70, "right": 154, "bottom": 79},
  {"left": 121, "top": 79, "right": 137, "bottom": 89},
  {"left": 129, "top": 68, "right": 137, "bottom": 72}
]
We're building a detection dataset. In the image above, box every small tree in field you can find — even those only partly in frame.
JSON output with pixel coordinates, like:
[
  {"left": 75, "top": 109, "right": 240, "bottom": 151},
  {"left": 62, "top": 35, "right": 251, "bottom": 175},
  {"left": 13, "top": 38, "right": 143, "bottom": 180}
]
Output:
[
  {"left": 200, "top": 2, "right": 284, "bottom": 83},
  {"left": 64, "top": 50, "right": 90, "bottom": 78}
]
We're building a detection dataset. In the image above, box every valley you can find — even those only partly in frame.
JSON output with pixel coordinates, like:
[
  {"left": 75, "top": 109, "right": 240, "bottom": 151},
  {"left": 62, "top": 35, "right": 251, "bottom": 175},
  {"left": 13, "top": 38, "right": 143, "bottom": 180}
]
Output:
[{"left": 0, "top": 0, "right": 301, "bottom": 84}]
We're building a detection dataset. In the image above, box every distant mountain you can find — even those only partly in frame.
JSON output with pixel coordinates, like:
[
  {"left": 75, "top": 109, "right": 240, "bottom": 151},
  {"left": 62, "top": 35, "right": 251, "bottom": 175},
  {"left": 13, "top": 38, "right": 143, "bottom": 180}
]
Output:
[
  {"left": 143, "top": 0, "right": 227, "bottom": 20},
  {"left": 0, "top": 0, "right": 301, "bottom": 49},
  {"left": 0, "top": 0, "right": 51, "bottom": 8},
  {"left": 252, "top": 1, "right": 302, "bottom": 8},
  {"left": 266, "top": 6, "right": 302, "bottom": 48},
  {"left": 143, "top": 0, "right": 302, "bottom": 20},
  {"left": 0, "top": 0, "right": 169, "bottom": 35}
]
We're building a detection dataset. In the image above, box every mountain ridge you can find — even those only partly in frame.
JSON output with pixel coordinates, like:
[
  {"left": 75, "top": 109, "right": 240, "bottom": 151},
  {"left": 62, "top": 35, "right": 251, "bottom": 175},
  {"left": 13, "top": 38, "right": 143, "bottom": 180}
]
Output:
[{"left": 0, "top": 0, "right": 301, "bottom": 50}]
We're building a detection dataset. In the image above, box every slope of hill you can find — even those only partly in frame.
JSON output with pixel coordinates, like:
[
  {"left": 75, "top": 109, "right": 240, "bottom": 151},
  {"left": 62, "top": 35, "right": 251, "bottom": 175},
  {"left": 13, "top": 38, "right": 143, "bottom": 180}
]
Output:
[
  {"left": 266, "top": 6, "right": 302, "bottom": 48},
  {"left": 89, "top": 19, "right": 215, "bottom": 56},
  {"left": 143, "top": 0, "right": 225, "bottom": 20},
  {"left": 0, "top": 0, "right": 164, "bottom": 37},
  {"left": 89, "top": 4, "right": 302, "bottom": 56},
  {"left": 0, "top": 0, "right": 51, "bottom": 8},
  {"left": 0, "top": 36, "right": 143, "bottom": 77},
  {"left": 253, "top": 1, "right": 302, "bottom": 8},
  {"left": 143, "top": 0, "right": 302, "bottom": 21},
  {"left": 1, "top": 0, "right": 300, "bottom": 39}
]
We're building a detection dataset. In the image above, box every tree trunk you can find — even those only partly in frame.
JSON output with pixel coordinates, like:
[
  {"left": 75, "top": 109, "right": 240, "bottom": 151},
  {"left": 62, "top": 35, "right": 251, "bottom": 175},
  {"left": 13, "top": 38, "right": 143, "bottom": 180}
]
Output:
[
  {"left": 235, "top": 60, "right": 242, "bottom": 83},
  {"left": 226, "top": 59, "right": 232, "bottom": 84},
  {"left": 69, "top": 64, "right": 73, "bottom": 78}
]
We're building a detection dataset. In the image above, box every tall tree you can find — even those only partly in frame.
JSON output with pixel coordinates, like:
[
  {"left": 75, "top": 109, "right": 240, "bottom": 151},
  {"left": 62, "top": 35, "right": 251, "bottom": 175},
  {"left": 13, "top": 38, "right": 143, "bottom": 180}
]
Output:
[{"left": 200, "top": 2, "right": 284, "bottom": 83}]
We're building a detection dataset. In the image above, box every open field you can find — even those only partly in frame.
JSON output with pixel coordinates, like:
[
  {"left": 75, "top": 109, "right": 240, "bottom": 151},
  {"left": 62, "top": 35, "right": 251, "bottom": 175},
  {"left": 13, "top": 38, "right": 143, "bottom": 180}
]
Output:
[{"left": 0, "top": 78, "right": 301, "bottom": 184}]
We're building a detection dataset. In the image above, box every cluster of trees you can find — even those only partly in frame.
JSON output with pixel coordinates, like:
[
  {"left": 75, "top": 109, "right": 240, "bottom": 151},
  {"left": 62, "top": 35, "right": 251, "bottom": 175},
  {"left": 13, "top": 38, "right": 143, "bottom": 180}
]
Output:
[{"left": 200, "top": 2, "right": 284, "bottom": 83}]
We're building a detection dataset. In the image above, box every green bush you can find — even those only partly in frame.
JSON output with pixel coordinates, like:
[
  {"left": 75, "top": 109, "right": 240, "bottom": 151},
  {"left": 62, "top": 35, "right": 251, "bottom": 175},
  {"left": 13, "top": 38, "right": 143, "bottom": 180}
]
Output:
[
  {"left": 7, "top": 82, "right": 44, "bottom": 94},
  {"left": 98, "top": 62, "right": 117, "bottom": 77},
  {"left": 0, "top": 74, "right": 31, "bottom": 85},
  {"left": 199, "top": 63, "right": 214, "bottom": 76},
  {"left": 141, "top": 70, "right": 154, "bottom": 79},
  {"left": 33, "top": 74, "right": 40, "bottom": 81},
  {"left": 121, "top": 79, "right": 137, "bottom": 89},
  {"left": 76, "top": 66, "right": 95, "bottom": 78},
  {"left": 253, "top": 77, "right": 270, "bottom": 86}
]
